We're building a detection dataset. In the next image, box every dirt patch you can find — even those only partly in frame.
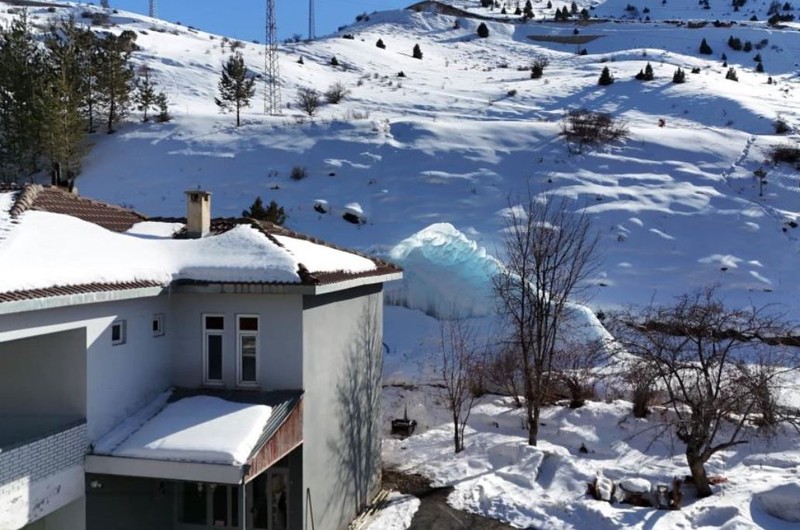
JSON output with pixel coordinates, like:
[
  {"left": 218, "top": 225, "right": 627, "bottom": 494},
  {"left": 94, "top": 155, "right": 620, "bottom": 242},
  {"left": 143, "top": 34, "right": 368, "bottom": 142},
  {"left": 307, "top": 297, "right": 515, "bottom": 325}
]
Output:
[{"left": 527, "top": 34, "right": 602, "bottom": 44}]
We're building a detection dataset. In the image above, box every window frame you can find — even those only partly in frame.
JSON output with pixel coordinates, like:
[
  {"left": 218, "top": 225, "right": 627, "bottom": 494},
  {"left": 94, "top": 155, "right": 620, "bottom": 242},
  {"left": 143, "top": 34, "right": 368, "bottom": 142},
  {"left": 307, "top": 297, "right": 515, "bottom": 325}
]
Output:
[
  {"left": 111, "top": 320, "right": 126, "bottom": 346},
  {"left": 152, "top": 314, "right": 165, "bottom": 337},
  {"left": 202, "top": 313, "right": 225, "bottom": 385},
  {"left": 236, "top": 314, "right": 259, "bottom": 387}
]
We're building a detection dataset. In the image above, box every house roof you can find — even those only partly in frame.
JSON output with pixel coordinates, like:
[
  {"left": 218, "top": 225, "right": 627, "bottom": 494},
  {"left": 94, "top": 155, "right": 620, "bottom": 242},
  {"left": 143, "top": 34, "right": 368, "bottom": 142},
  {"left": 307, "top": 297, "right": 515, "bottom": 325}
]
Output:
[{"left": 0, "top": 185, "right": 401, "bottom": 305}]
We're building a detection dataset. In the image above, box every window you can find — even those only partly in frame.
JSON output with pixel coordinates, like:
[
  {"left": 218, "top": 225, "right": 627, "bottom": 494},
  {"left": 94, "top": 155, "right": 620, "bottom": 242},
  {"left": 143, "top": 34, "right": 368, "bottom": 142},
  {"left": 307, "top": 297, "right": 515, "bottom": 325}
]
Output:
[
  {"left": 178, "top": 483, "right": 239, "bottom": 527},
  {"left": 111, "top": 320, "right": 126, "bottom": 345},
  {"left": 237, "top": 315, "right": 259, "bottom": 385},
  {"left": 203, "top": 314, "right": 225, "bottom": 384},
  {"left": 152, "top": 314, "right": 165, "bottom": 337}
]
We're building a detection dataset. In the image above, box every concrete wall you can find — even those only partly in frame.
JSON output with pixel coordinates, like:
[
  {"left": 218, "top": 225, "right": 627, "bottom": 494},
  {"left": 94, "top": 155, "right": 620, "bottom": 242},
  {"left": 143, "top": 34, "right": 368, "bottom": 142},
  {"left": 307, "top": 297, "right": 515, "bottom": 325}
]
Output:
[
  {"left": 23, "top": 497, "right": 86, "bottom": 530},
  {"left": 171, "top": 293, "right": 303, "bottom": 390},
  {"left": 0, "top": 296, "right": 172, "bottom": 441},
  {"left": 0, "top": 329, "right": 86, "bottom": 421},
  {"left": 302, "top": 285, "right": 383, "bottom": 530}
]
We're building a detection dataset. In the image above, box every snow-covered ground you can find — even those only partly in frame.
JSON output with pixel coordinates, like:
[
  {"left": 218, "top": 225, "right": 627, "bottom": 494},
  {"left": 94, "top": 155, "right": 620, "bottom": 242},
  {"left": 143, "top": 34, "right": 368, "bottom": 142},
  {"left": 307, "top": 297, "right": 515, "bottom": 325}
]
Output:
[{"left": 3, "top": 0, "right": 800, "bottom": 527}]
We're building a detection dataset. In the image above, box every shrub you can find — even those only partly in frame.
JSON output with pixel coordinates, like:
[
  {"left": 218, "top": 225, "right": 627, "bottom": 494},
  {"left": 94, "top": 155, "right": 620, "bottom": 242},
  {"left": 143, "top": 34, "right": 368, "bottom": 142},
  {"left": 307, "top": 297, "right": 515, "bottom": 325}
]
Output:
[
  {"left": 477, "top": 22, "right": 489, "bottom": 38},
  {"left": 775, "top": 118, "right": 790, "bottom": 134},
  {"left": 699, "top": 38, "right": 713, "bottom": 54},
  {"left": 691, "top": 66, "right": 702, "bottom": 73},
  {"left": 290, "top": 165, "right": 308, "bottom": 181},
  {"left": 598, "top": 66, "right": 614, "bottom": 85},
  {"left": 376, "top": 38, "right": 386, "bottom": 49},
  {"left": 756, "top": 61, "right": 764, "bottom": 73},
  {"left": 531, "top": 57, "right": 549, "bottom": 79},
  {"left": 579, "top": 48, "right": 588, "bottom": 55},
  {"left": 295, "top": 87, "right": 321, "bottom": 116},
  {"left": 753, "top": 53, "right": 762, "bottom": 62},
  {"left": 743, "top": 40, "right": 752, "bottom": 52},
  {"left": 397, "top": 70, "right": 406, "bottom": 77},
  {"left": 507, "top": 89, "right": 518, "bottom": 97},
  {"left": 770, "top": 144, "right": 800, "bottom": 164},
  {"left": 330, "top": 56, "right": 339, "bottom": 67},
  {"left": 728, "top": 35, "right": 742, "bottom": 50},
  {"left": 297, "top": 56, "right": 304, "bottom": 64},
  {"left": 725, "top": 67, "right": 739, "bottom": 81},
  {"left": 562, "top": 108, "right": 629, "bottom": 153},
  {"left": 324, "top": 82, "right": 350, "bottom": 104},
  {"left": 412, "top": 43, "right": 423, "bottom": 59},
  {"left": 673, "top": 67, "right": 686, "bottom": 83}
]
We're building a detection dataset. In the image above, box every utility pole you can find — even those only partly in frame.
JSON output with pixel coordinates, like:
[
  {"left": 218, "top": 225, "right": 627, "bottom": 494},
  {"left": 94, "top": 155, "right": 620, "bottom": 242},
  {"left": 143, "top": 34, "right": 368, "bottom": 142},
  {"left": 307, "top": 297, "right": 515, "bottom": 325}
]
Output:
[
  {"left": 149, "top": 0, "right": 157, "bottom": 18},
  {"left": 264, "top": 0, "right": 281, "bottom": 115},
  {"left": 308, "top": 0, "right": 315, "bottom": 40}
]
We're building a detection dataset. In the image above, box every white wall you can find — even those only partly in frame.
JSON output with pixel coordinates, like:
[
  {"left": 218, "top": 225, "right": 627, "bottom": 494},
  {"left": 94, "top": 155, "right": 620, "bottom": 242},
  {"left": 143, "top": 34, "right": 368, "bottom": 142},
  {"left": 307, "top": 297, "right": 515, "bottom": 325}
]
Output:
[
  {"left": 0, "top": 296, "right": 172, "bottom": 441},
  {"left": 302, "top": 286, "right": 383, "bottom": 530},
  {"left": 171, "top": 293, "right": 304, "bottom": 390}
]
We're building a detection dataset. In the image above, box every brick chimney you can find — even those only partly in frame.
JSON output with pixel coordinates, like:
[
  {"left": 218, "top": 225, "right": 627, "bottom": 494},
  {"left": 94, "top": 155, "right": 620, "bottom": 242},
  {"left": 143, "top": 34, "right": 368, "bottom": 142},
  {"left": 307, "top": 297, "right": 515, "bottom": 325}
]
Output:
[{"left": 185, "top": 190, "right": 211, "bottom": 238}]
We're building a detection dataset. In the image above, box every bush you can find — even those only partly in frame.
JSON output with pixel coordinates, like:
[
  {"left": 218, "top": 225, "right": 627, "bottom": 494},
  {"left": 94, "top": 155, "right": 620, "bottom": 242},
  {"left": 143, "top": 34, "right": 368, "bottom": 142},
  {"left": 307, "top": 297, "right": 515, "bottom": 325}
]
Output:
[
  {"left": 531, "top": 57, "right": 549, "bottom": 79},
  {"left": 412, "top": 43, "right": 423, "bottom": 59},
  {"left": 673, "top": 67, "right": 686, "bottom": 83},
  {"left": 376, "top": 38, "right": 386, "bottom": 49},
  {"left": 562, "top": 108, "right": 629, "bottom": 153},
  {"left": 743, "top": 40, "right": 753, "bottom": 52},
  {"left": 756, "top": 61, "right": 764, "bottom": 73},
  {"left": 324, "top": 82, "right": 350, "bottom": 104},
  {"left": 477, "top": 22, "right": 489, "bottom": 38},
  {"left": 598, "top": 66, "right": 614, "bottom": 85},
  {"left": 290, "top": 166, "right": 308, "bottom": 181},
  {"left": 725, "top": 67, "right": 739, "bottom": 81},
  {"left": 775, "top": 118, "right": 790, "bottom": 134},
  {"left": 770, "top": 144, "right": 800, "bottom": 165},
  {"left": 691, "top": 66, "right": 702, "bottom": 73},
  {"left": 295, "top": 87, "right": 321, "bottom": 116},
  {"left": 699, "top": 38, "right": 713, "bottom": 55},
  {"left": 330, "top": 56, "right": 339, "bottom": 67},
  {"left": 728, "top": 35, "right": 742, "bottom": 50}
]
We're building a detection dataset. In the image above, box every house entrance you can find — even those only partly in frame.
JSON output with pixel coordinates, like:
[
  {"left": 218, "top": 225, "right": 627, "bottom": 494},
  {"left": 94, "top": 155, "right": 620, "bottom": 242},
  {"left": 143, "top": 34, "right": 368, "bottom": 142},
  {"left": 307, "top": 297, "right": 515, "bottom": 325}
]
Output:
[{"left": 251, "top": 469, "right": 289, "bottom": 530}]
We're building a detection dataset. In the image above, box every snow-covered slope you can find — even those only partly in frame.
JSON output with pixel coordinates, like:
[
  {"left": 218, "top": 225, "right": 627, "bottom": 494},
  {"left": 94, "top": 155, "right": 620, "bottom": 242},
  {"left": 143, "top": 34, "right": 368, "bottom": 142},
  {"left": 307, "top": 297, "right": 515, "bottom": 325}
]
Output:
[{"left": 5, "top": 0, "right": 794, "bottom": 317}]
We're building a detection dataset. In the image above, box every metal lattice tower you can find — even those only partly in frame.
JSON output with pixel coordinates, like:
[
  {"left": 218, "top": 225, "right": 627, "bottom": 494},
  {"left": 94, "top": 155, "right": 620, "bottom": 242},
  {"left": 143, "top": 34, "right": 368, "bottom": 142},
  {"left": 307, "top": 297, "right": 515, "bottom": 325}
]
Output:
[
  {"left": 149, "top": 0, "right": 157, "bottom": 18},
  {"left": 308, "top": 0, "right": 315, "bottom": 40},
  {"left": 264, "top": 0, "right": 281, "bottom": 115},
  {"left": 101, "top": 0, "right": 109, "bottom": 8}
]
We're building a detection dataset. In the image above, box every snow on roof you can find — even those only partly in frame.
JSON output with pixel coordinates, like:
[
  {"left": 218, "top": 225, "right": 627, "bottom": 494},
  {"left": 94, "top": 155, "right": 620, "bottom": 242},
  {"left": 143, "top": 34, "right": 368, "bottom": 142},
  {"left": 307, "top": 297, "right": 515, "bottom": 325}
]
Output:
[
  {"left": 105, "top": 396, "right": 272, "bottom": 466},
  {"left": 0, "top": 189, "right": 385, "bottom": 297}
]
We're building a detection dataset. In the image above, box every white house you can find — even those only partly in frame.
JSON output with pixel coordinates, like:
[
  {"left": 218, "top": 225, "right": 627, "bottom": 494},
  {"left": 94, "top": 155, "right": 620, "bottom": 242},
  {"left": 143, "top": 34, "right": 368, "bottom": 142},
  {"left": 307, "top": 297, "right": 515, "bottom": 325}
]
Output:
[{"left": 0, "top": 185, "right": 401, "bottom": 530}]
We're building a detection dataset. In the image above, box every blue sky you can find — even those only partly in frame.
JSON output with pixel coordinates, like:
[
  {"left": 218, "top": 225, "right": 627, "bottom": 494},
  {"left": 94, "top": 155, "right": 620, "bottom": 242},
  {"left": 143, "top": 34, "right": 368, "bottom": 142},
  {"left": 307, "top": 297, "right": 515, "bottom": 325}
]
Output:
[{"left": 109, "top": 0, "right": 410, "bottom": 42}]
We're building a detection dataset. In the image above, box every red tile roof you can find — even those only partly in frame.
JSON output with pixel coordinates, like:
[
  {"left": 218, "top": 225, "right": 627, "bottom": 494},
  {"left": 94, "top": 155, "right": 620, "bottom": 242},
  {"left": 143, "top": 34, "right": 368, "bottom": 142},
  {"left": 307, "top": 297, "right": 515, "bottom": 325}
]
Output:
[{"left": 0, "top": 281, "right": 166, "bottom": 304}]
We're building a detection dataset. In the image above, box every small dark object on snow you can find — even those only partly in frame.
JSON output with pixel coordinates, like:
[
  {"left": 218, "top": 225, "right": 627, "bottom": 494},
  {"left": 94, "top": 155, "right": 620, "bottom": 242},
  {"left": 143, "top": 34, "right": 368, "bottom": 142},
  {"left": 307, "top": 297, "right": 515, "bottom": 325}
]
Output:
[
  {"left": 579, "top": 442, "right": 589, "bottom": 454},
  {"left": 314, "top": 203, "right": 328, "bottom": 214},
  {"left": 391, "top": 404, "right": 417, "bottom": 437},
  {"left": 343, "top": 212, "right": 365, "bottom": 225}
]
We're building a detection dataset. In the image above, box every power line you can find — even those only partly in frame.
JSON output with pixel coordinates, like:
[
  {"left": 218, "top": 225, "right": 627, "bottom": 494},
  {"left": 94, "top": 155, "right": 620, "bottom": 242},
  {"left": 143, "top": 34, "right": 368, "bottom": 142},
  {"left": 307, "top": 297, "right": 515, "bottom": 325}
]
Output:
[{"left": 264, "top": 0, "right": 281, "bottom": 116}]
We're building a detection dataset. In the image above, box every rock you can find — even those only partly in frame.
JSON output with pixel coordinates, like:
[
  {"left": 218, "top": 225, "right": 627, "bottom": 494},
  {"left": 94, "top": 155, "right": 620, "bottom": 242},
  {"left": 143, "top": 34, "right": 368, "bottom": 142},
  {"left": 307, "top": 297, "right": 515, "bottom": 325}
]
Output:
[{"left": 757, "top": 483, "right": 800, "bottom": 522}]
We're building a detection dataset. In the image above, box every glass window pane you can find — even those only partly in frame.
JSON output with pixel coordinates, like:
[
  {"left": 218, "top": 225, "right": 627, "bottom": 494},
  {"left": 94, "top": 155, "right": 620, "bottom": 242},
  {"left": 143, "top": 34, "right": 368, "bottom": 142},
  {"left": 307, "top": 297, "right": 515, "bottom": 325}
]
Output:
[
  {"left": 242, "top": 355, "right": 256, "bottom": 382},
  {"left": 205, "top": 316, "right": 224, "bottom": 330},
  {"left": 208, "top": 335, "right": 223, "bottom": 381},
  {"left": 239, "top": 317, "right": 258, "bottom": 331},
  {"left": 112, "top": 324, "right": 121, "bottom": 342},
  {"left": 212, "top": 485, "right": 227, "bottom": 527},
  {"left": 241, "top": 335, "right": 257, "bottom": 356},
  {"left": 180, "top": 483, "right": 206, "bottom": 524}
]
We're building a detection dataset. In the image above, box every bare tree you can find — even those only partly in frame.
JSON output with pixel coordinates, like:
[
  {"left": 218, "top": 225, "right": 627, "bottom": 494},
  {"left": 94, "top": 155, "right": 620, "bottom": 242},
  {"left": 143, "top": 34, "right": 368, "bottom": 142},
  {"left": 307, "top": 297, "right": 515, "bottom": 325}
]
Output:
[
  {"left": 483, "top": 341, "right": 524, "bottom": 408},
  {"left": 612, "top": 288, "right": 800, "bottom": 497},
  {"left": 492, "top": 190, "right": 600, "bottom": 446},
  {"left": 436, "top": 316, "right": 483, "bottom": 453},
  {"left": 295, "top": 87, "right": 321, "bottom": 117},
  {"left": 552, "top": 339, "right": 608, "bottom": 409}
]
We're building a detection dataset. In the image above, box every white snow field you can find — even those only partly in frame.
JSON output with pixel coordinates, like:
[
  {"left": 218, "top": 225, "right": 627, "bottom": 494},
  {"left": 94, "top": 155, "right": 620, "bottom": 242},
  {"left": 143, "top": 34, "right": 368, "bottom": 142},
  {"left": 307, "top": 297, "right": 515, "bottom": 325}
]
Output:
[{"left": 3, "top": 0, "right": 800, "bottom": 528}]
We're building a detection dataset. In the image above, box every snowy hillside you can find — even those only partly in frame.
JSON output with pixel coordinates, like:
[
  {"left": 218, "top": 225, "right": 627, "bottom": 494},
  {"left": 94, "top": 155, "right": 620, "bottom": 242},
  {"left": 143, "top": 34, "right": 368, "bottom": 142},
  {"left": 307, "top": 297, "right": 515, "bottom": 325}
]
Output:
[{"left": 3, "top": 0, "right": 796, "bottom": 319}]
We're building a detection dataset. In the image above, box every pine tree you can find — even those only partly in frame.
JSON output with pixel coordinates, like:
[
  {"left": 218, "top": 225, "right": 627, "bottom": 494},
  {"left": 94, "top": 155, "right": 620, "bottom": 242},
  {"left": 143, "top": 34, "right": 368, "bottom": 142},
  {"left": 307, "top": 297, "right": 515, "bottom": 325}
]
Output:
[
  {"left": 0, "top": 12, "right": 47, "bottom": 182},
  {"left": 636, "top": 62, "right": 655, "bottom": 81},
  {"left": 214, "top": 52, "right": 256, "bottom": 127},
  {"left": 725, "top": 67, "right": 739, "bottom": 81},
  {"left": 412, "top": 43, "right": 423, "bottom": 59},
  {"left": 699, "top": 38, "right": 713, "bottom": 54},
  {"left": 135, "top": 66, "right": 158, "bottom": 122},
  {"left": 41, "top": 21, "right": 88, "bottom": 188},
  {"left": 598, "top": 66, "right": 614, "bottom": 85},
  {"left": 756, "top": 61, "right": 764, "bottom": 73},
  {"left": 154, "top": 91, "right": 171, "bottom": 122},
  {"left": 243, "top": 197, "right": 287, "bottom": 225},
  {"left": 477, "top": 22, "right": 490, "bottom": 38},
  {"left": 96, "top": 32, "right": 136, "bottom": 133},
  {"left": 376, "top": 38, "right": 386, "bottom": 49},
  {"left": 672, "top": 67, "right": 686, "bottom": 83}
]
